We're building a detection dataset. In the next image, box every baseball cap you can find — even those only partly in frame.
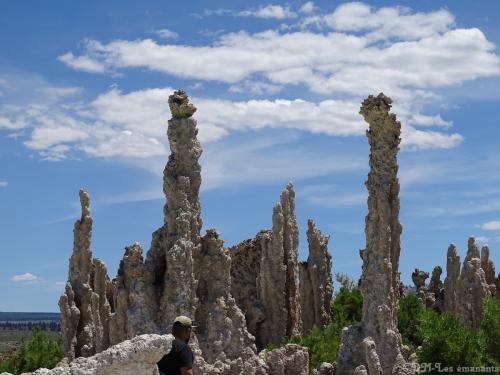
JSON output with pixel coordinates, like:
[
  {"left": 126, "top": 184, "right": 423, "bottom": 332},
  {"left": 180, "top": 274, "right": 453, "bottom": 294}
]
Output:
[{"left": 173, "top": 315, "right": 196, "bottom": 328}]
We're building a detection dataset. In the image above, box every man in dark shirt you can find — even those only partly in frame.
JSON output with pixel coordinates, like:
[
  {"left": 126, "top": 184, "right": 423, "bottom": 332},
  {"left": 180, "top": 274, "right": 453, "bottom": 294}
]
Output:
[{"left": 157, "top": 316, "right": 195, "bottom": 375}]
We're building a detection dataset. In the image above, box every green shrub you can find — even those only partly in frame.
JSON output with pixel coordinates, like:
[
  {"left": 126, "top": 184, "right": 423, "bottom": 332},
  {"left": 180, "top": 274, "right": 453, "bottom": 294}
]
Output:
[
  {"left": 480, "top": 297, "right": 500, "bottom": 365},
  {"left": 331, "top": 285, "right": 363, "bottom": 329},
  {"left": 397, "top": 294, "right": 425, "bottom": 349},
  {"left": 417, "top": 310, "right": 483, "bottom": 372},
  {"left": 268, "top": 282, "right": 363, "bottom": 370},
  {"left": 0, "top": 327, "right": 63, "bottom": 374}
]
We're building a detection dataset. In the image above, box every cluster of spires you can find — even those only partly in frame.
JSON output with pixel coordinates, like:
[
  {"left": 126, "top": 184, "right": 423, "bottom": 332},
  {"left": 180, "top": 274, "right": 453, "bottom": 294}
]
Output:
[{"left": 59, "top": 91, "right": 499, "bottom": 375}]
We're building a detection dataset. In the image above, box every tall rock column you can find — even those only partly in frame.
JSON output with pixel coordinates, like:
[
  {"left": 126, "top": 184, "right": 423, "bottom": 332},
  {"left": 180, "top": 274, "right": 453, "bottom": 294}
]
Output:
[
  {"left": 258, "top": 205, "right": 287, "bottom": 346},
  {"left": 258, "top": 183, "right": 302, "bottom": 346},
  {"left": 443, "top": 244, "right": 460, "bottom": 313},
  {"left": 299, "top": 219, "right": 333, "bottom": 333},
  {"left": 337, "top": 94, "right": 412, "bottom": 375},
  {"left": 481, "top": 245, "right": 497, "bottom": 295},
  {"left": 280, "top": 183, "right": 303, "bottom": 338},
  {"left": 143, "top": 90, "right": 201, "bottom": 330},
  {"left": 59, "top": 189, "right": 113, "bottom": 359}
]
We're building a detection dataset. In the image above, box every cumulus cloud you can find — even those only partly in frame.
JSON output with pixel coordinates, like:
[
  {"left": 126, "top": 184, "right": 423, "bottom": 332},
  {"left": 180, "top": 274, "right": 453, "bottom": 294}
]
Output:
[
  {"left": 58, "top": 52, "right": 106, "bottom": 73},
  {"left": 0, "top": 81, "right": 465, "bottom": 161},
  {"left": 155, "top": 28, "right": 179, "bottom": 40},
  {"left": 0, "top": 180, "right": 7, "bottom": 188},
  {"left": 299, "top": 2, "right": 315, "bottom": 14},
  {"left": 58, "top": 5, "right": 499, "bottom": 101},
  {"left": 324, "top": 2, "right": 455, "bottom": 41},
  {"left": 478, "top": 220, "right": 500, "bottom": 231},
  {"left": 238, "top": 5, "right": 297, "bottom": 19},
  {"left": 11, "top": 273, "right": 39, "bottom": 283}
]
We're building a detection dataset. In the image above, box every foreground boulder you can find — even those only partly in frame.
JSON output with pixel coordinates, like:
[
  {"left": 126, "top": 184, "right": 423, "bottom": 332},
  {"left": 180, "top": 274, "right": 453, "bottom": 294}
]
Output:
[{"left": 6, "top": 334, "right": 173, "bottom": 375}]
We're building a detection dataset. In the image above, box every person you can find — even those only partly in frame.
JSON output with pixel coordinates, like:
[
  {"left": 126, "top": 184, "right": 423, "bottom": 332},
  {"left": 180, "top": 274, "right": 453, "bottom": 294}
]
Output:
[{"left": 157, "top": 316, "right": 195, "bottom": 375}]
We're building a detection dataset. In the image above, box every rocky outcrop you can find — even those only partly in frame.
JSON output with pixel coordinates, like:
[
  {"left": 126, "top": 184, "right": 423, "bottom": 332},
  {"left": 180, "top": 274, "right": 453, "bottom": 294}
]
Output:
[
  {"left": 299, "top": 219, "right": 333, "bottom": 333},
  {"left": 229, "top": 183, "right": 305, "bottom": 349},
  {"left": 411, "top": 269, "right": 429, "bottom": 292},
  {"left": 481, "top": 245, "right": 497, "bottom": 295},
  {"left": 497, "top": 273, "right": 500, "bottom": 299},
  {"left": 428, "top": 266, "right": 444, "bottom": 311},
  {"left": 411, "top": 267, "right": 444, "bottom": 310},
  {"left": 264, "top": 344, "right": 309, "bottom": 375},
  {"left": 336, "top": 94, "right": 413, "bottom": 375},
  {"left": 59, "top": 190, "right": 114, "bottom": 360},
  {"left": 109, "top": 243, "right": 157, "bottom": 345},
  {"left": 194, "top": 229, "right": 256, "bottom": 365},
  {"left": 229, "top": 234, "right": 266, "bottom": 348},
  {"left": 58, "top": 91, "right": 311, "bottom": 375},
  {"left": 455, "top": 238, "right": 491, "bottom": 329},
  {"left": 441, "top": 238, "right": 492, "bottom": 329},
  {"left": 443, "top": 244, "right": 460, "bottom": 313},
  {"left": 25, "top": 334, "right": 174, "bottom": 375}
]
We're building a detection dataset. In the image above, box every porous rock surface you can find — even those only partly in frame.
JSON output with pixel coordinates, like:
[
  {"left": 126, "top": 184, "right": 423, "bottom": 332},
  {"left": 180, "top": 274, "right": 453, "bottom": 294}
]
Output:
[
  {"left": 23, "top": 334, "right": 173, "bottom": 375},
  {"left": 299, "top": 219, "right": 333, "bottom": 334},
  {"left": 336, "top": 94, "right": 414, "bottom": 375}
]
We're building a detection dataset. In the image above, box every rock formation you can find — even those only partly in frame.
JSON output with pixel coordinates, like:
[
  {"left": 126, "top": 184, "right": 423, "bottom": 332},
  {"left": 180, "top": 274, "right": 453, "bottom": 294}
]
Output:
[
  {"left": 59, "top": 90, "right": 310, "bottom": 375},
  {"left": 497, "top": 273, "right": 500, "bottom": 299},
  {"left": 109, "top": 243, "right": 157, "bottom": 344},
  {"left": 455, "top": 238, "right": 491, "bottom": 329},
  {"left": 8, "top": 334, "right": 174, "bottom": 375},
  {"left": 59, "top": 190, "right": 114, "bottom": 360},
  {"left": 258, "top": 182, "right": 302, "bottom": 344},
  {"left": 443, "top": 244, "right": 460, "bottom": 313},
  {"left": 193, "top": 229, "right": 256, "bottom": 365},
  {"left": 440, "top": 238, "right": 493, "bottom": 329},
  {"left": 427, "top": 266, "right": 444, "bottom": 311},
  {"left": 336, "top": 94, "right": 413, "bottom": 375},
  {"left": 264, "top": 344, "right": 309, "bottom": 375},
  {"left": 299, "top": 219, "right": 333, "bottom": 333},
  {"left": 229, "top": 234, "right": 266, "bottom": 348},
  {"left": 481, "top": 245, "right": 497, "bottom": 295},
  {"left": 411, "top": 269, "right": 429, "bottom": 292},
  {"left": 229, "top": 182, "right": 308, "bottom": 349},
  {"left": 410, "top": 266, "right": 444, "bottom": 310}
]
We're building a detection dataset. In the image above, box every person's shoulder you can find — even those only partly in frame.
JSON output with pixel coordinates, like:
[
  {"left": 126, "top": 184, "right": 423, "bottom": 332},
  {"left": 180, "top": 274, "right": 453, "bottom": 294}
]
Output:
[{"left": 173, "top": 338, "right": 192, "bottom": 352}]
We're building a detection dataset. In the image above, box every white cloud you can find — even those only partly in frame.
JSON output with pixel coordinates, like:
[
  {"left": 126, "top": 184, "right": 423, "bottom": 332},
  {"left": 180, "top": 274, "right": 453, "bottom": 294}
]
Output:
[
  {"left": 238, "top": 5, "right": 297, "bottom": 19},
  {"left": 0, "top": 180, "right": 7, "bottom": 188},
  {"left": 229, "top": 80, "right": 282, "bottom": 95},
  {"left": 11, "top": 273, "right": 39, "bottom": 283},
  {"left": 155, "top": 28, "right": 179, "bottom": 40},
  {"left": 58, "top": 5, "right": 499, "bottom": 100},
  {"left": 0, "top": 80, "right": 465, "bottom": 161},
  {"left": 324, "top": 2, "right": 455, "bottom": 41},
  {"left": 299, "top": 2, "right": 315, "bottom": 14},
  {"left": 478, "top": 220, "right": 500, "bottom": 231},
  {"left": 58, "top": 52, "right": 106, "bottom": 73}
]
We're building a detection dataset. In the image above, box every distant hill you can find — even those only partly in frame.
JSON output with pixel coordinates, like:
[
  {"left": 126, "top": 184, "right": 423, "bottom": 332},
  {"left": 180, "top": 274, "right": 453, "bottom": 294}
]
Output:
[{"left": 0, "top": 312, "right": 60, "bottom": 322}]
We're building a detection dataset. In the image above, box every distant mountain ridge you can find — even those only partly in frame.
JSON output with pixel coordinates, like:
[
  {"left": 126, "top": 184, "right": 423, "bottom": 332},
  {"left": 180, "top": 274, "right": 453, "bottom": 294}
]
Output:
[{"left": 0, "top": 312, "right": 60, "bottom": 322}]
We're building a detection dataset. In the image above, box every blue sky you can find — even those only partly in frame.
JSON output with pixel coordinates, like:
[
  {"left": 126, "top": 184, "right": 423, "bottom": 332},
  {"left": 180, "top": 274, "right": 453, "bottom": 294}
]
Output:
[{"left": 1, "top": 0, "right": 500, "bottom": 312}]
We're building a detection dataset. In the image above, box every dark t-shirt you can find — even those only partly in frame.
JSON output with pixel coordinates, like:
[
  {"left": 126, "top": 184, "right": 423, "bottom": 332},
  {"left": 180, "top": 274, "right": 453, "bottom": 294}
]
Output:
[{"left": 157, "top": 338, "right": 194, "bottom": 375}]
